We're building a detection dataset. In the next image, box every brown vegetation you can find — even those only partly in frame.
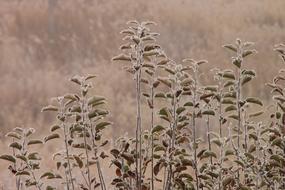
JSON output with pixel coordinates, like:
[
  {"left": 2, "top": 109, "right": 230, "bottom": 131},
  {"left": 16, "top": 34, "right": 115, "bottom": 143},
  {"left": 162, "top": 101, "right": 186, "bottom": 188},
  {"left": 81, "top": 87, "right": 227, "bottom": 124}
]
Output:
[{"left": 0, "top": 1, "right": 285, "bottom": 189}]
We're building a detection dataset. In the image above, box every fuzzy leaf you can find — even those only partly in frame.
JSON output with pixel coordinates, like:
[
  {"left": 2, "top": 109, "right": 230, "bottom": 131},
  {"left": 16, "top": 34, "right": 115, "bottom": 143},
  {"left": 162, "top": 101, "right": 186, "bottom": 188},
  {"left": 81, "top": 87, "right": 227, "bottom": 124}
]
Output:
[
  {"left": 245, "top": 97, "right": 263, "bottom": 106},
  {"left": 5, "top": 132, "right": 21, "bottom": 139},
  {"left": 74, "top": 155, "right": 84, "bottom": 168},
  {"left": 202, "top": 110, "right": 215, "bottom": 116},
  {"left": 223, "top": 44, "right": 237, "bottom": 52},
  {"left": 16, "top": 171, "right": 30, "bottom": 176},
  {"left": 112, "top": 54, "right": 132, "bottom": 62},
  {"left": 96, "top": 121, "right": 111, "bottom": 131},
  {"left": 41, "top": 105, "right": 58, "bottom": 112},
  {"left": 0, "top": 155, "right": 16, "bottom": 163},
  {"left": 9, "top": 142, "right": 22, "bottom": 150},
  {"left": 44, "top": 133, "right": 60, "bottom": 143},
  {"left": 27, "top": 140, "right": 43, "bottom": 146},
  {"left": 152, "top": 125, "right": 165, "bottom": 134}
]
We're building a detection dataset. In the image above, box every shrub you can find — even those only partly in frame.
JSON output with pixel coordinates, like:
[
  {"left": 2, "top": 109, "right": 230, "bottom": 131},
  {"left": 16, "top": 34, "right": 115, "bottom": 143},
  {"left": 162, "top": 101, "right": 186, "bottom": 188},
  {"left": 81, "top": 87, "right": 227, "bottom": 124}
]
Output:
[{"left": 1, "top": 21, "right": 285, "bottom": 190}]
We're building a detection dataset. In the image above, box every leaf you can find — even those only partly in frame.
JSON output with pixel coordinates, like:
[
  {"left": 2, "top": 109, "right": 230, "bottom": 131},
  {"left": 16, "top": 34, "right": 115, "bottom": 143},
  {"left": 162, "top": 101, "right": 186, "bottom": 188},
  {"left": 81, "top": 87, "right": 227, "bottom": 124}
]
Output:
[
  {"left": 74, "top": 155, "right": 84, "bottom": 168},
  {"left": 202, "top": 110, "right": 215, "bottom": 116},
  {"left": 228, "top": 114, "right": 239, "bottom": 120},
  {"left": 112, "top": 54, "right": 132, "bottom": 62},
  {"left": 152, "top": 125, "right": 165, "bottom": 134},
  {"left": 232, "top": 58, "right": 241, "bottom": 68},
  {"left": 143, "top": 50, "right": 159, "bottom": 56},
  {"left": 219, "top": 72, "right": 235, "bottom": 80},
  {"left": 202, "top": 151, "right": 217, "bottom": 159},
  {"left": 41, "top": 172, "right": 55, "bottom": 179},
  {"left": 155, "top": 92, "right": 166, "bottom": 98},
  {"left": 234, "top": 160, "right": 244, "bottom": 167},
  {"left": 85, "top": 74, "right": 96, "bottom": 81},
  {"left": 16, "top": 155, "right": 27, "bottom": 162},
  {"left": 278, "top": 103, "right": 285, "bottom": 112},
  {"left": 50, "top": 124, "right": 60, "bottom": 132},
  {"left": 28, "top": 152, "right": 40, "bottom": 160},
  {"left": 245, "top": 97, "right": 263, "bottom": 106},
  {"left": 96, "top": 121, "right": 111, "bottom": 131},
  {"left": 41, "top": 105, "right": 58, "bottom": 112},
  {"left": 180, "top": 78, "right": 192, "bottom": 86},
  {"left": 9, "top": 142, "right": 22, "bottom": 150},
  {"left": 70, "top": 75, "right": 82, "bottom": 85},
  {"left": 110, "top": 149, "right": 120, "bottom": 158},
  {"left": 157, "top": 78, "right": 172, "bottom": 88},
  {"left": 221, "top": 99, "right": 234, "bottom": 104},
  {"left": 73, "top": 143, "right": 92, "bottom": 150},
  {"left": 159, "top": 107, "right": 171, "bottom": 121},
  {"left": 241, "top": 76, "right": 252, "bottom": 86},
  {"left": 44, "top": 133, "right": 60, "bottom": 143},
  {"left": 249, "top": 111, "right": 264, "bottom": 118},
  {"left": 179, "top": 173, "right": 193, "bottom": 181},
  {"left": 225, "top": 150, "right": 234, "bottom": 156},
  {"left": 184, "top": 102, "right": 193, "bottom": 107},
  {"left": 88, "top": 96, "right": 105, "bottom": 106},
  {"left": 223, "top": 44, "right": 237, "bottom": 52},
  {"left": 244, "top": 153, "right": 254, "bottom": 160},
  {"left": 5, "top": 132, "right": 21, "bottom": 139},
  {"left": 222, "top": 176, "right": 234, "bottom": 187},
  {"left": 204, "top": 86, "right": 218, "bottom": 92},
  {"left": 211, "top": 139, "right": 222, "bottom": 147},
  {"left": 46, "top": 186, "right": 56, "bottom": 190},
  {"left": 0, "top": 155, "right": 16, "bottom": 163},
  {"left": 27, "top": 140, "right": 43, "bottom": 145},
  {"left": 154, "top": 162, "right": 162, "bottom": 176},
  {"left": 242, "top": 69, "right": 256, "bottom": 76},
  {"left": 242, "top": 50, "right": 256, "bottom": 58},
  {"left": 121, "top": 153, "right": 135, "bottom": 163},
  {"left": 176, "top": 107, "right": 186, "bottom": 115},
  {"left": 225, "top": 105, "right": 237, "bottom": 112},
  {"left": 16, "top": 171, "right": 30, "bottom": 176}
]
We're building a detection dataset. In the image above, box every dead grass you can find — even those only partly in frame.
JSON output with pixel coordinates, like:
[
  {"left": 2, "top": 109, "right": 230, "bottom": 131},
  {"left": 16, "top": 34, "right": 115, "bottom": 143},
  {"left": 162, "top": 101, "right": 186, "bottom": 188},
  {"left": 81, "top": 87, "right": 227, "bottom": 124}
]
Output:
[{"left": 0, "top": 0, "right": 285, "bottom": 188}]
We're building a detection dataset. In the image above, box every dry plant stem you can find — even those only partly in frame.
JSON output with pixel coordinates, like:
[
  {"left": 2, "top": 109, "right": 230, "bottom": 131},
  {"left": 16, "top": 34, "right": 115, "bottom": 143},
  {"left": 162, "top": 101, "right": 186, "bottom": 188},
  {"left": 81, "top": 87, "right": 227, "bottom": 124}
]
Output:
[
  {"left": 28, "top": 165, "right": 42, "bottom": 190},
  {"left": 22, "top": 136, "right": 42, "bottom": 190},
  {"left": 162, "top": 166, "right": 167, "bottom": 190},
  {"left": 97, "top": 161, "right": 106, "bottom": 190},
  {"left": 218, "top": 143, "right": 224, "bottom": 190},
  {"left": 90, "top": 125, "right": 106, "bottom": 190},
  {"left": 64, "top": 169, "right": 71, "bottom": 190},
  {"left": 167, "top": 84, "right": 178, "bottom": 189},
  {"left": 243, "top": 112, "right": 248, "bottom": 153},
  {"left": 12, "top": 142, "right": 21, "bottom": 190},
  {"left": 135, "top": 69, "right": 142, "bottom": 190},
  {"left": 193, "top": 70, "right": 199, "bottom": 190},
  {"left": 236, "top": 67, "right": 242, "bottom": 181},
  {"left": 218, "top": 82, "right": 223, "bottom": 137},
  {"left": 206, "top": 115, "right": 213, "bottom": 164},
  {"left": 81, "top": 97, "right": 92, "bottom": 190},
  {"left": 63, "top": 122, "right": 75, "bottom": 190},
  {"left": 150, "top": 84, "right": 155, "bottom": 190},
  {"left": 236, "top": 68, "right": 241, "bottom": 149}
]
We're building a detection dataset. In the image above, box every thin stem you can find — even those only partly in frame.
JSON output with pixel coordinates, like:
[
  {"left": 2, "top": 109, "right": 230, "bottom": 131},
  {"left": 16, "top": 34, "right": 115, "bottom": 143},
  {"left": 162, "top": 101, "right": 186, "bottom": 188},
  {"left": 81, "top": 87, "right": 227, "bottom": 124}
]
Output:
[
  {"left": 64, "top": 169, "right": 70, "bottom": 190},
  {"left": 206, "top": 115, "right": 213, "bottom": 165},
  {"left": 236, "top": 67, "right": 242, "bottom": 182},
  {"left": 81, "top": 97, "right": 92, "bottom": 190},
  {"left": 63, "top": 122, "right": 75, "bottom": 190},
  {"left": 135, "top": 69, "right": 142, "bottom": 190},
  {"left": 193, "top": 69, "right": 199, "bottom": 190},
  {"left": 90, "top": 123, "right": 106, "bottom": 190},
  {"left": 150, "top": 85, "right": 155, "bottom": 190}
]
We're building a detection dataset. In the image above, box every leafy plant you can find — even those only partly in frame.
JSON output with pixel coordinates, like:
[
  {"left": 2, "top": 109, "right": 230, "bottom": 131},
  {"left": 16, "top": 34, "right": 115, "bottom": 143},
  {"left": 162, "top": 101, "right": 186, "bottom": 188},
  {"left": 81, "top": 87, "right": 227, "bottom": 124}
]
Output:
[{"left": 1, "top": 20, "right": 285, "bottom": 190}]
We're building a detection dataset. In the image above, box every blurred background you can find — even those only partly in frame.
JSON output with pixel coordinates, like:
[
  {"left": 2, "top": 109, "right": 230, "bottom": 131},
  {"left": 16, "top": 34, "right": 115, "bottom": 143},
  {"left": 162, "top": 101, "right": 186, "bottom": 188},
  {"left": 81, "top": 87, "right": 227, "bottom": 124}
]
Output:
[{"left": 0, "top": 0, "right": 285, "bottom": 187}]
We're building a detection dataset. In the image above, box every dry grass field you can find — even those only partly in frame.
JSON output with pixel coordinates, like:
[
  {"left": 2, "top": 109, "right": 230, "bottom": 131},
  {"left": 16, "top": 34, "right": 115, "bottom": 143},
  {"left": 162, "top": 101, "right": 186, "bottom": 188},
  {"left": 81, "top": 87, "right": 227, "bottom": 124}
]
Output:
[{"left": 0, "top": 0, "right": 285, "bottom": 189}]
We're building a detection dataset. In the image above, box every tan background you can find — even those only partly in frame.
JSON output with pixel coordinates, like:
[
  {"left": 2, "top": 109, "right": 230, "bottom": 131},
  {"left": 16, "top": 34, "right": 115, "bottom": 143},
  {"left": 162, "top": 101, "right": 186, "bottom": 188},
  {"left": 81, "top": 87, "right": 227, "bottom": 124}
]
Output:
[{"left": 0, "top": 0, "right": 284, "bottom": 189}]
